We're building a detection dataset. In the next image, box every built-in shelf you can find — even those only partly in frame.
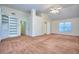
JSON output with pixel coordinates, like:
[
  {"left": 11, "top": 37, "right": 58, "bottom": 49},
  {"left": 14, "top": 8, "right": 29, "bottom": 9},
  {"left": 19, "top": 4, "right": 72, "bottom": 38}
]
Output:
[
  {"left": 9, "top": 17, "right": 18, "bottom": 36},
  {"left": 2, "top": 15, "right": 9, "bottom": 23},
  {"left": 1, "top": 15, "right": 9, "bottom": 39}
]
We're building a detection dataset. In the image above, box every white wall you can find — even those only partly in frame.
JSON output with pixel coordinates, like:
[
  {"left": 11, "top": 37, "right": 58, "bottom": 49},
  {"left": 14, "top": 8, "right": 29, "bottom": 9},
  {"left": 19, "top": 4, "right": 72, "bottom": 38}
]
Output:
[
  {"left": 0, "top": 6, "right": 51, "bottom": 37},
  {"left": 0, "top": 8, "right": 1, "bottom": 29},
  {"left": 32, "top": 16, "right": 45, "bottom": 36},
  {"left": 27, "top": 9, "right": 51, "bottom": 36},
  {"left": 51, "top": 18, "right": 79, "bottom": 36},
  {"left": 0, "top": 6, "right": 29, "bottom": 37},
  {"left": 26, "top": 16, "right": 32, "bottom": 36},
  {"left": 32, "top": 9, "right": 46, "bottom": 36}
]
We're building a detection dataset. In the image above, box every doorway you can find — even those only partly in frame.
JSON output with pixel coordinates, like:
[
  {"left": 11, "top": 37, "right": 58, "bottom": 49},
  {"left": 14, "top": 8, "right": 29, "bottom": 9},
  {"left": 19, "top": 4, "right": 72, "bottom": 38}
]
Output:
[
  {"left": 43, "top": 21, "right": 50, "bottom": 35},
  {"left": 21, "top": 21, "right": 26, "bottom": 35},
  {"left": 44, "top": 21, "right": 47, "bottom": 34}
]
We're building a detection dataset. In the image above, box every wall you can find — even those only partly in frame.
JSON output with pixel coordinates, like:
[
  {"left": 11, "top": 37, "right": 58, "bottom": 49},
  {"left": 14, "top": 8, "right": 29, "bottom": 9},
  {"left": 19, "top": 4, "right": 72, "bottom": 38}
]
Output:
[
  {"left": 32, "top": 9, "right": 46, "bottom": 36},
  {"left": 32, "top": 16, "right": 46, "bottom": 36},
  {"left": 41, "top": 13, "right": 51, "bottom": 34},
  {"left": 0, "top": 5, "right": 29, "bottom": 37},
  {"left": 0, "top": 8, "right": 1, "bottom": 31},
  {"left": 32, "top": 11, "right": 51, "bottom": 36},
  {"left": 0, "top": 6, "right": 51, "bottom": 38},
  {"left": 26, "top": 16, "right": 32, "bottom": 36},
  {"left": 27, "top": 9, "right": 51, "bottom": 36},
  {"left": 51, "top": 18, "right": 79, "bottom": 36}
]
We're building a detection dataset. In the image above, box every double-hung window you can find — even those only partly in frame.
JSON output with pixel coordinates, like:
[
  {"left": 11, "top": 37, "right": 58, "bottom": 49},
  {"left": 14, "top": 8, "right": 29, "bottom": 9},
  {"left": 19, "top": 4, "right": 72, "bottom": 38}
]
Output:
[{"left": 59, "top": 22, "right": 72, "bottom": 32}]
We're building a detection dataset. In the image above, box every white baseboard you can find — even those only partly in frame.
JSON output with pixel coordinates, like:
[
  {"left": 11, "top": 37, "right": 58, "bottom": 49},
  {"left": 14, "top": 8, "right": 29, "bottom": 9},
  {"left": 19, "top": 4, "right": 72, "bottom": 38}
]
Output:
[{"left": 52, "top": 32, "right": 79, "bottom": 36}]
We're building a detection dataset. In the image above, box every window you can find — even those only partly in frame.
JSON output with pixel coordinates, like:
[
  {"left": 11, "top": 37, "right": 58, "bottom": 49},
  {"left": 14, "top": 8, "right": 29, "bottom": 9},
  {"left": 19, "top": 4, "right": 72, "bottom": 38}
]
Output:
[
  {"left": 59, "top": 23, "right": 65, "bottom": 32},
  {"left": 59, "top": 22, "right": 72, "bottom": 32},
  {"left": 65, "top": 22, "right": 71, "bottom": 32}
]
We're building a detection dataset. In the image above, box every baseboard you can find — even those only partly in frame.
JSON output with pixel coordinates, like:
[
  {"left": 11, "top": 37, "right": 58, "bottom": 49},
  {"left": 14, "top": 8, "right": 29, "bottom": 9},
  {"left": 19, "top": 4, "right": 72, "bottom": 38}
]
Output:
[
  {"left": 51, "top": 33, "right": 79, "bottom": 37},
  {"left": 0, "top": 36, "right": 9, "bottom": 41},
  {"left": 30, "top": 33, "right": 48, "bottom": 37}
]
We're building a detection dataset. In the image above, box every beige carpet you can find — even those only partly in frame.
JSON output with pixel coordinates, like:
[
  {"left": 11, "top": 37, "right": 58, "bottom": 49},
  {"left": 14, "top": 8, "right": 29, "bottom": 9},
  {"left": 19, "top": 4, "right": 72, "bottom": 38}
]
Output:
[{"left": 0, "top": 34, "right": 79, "bottom": 54}]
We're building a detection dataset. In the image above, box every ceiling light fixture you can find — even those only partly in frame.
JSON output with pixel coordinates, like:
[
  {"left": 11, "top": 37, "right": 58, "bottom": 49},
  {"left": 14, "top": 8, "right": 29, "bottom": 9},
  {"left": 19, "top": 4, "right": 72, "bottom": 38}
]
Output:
[{"left": 50, "top": 7, "right": 62, "bottom": 14}]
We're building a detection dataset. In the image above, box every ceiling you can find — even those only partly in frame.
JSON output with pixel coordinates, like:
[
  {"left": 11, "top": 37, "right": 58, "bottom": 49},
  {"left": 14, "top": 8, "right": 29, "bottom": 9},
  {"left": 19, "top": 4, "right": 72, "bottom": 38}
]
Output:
[
  {"left": 0, "top": 4, "right": 74, "bottom": 12},
  {"left": 0, "top": 4, "right": 79, "bottom": 20},
  {"left": 0, "top": 4, "right": 52, "bottom": 12}
]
